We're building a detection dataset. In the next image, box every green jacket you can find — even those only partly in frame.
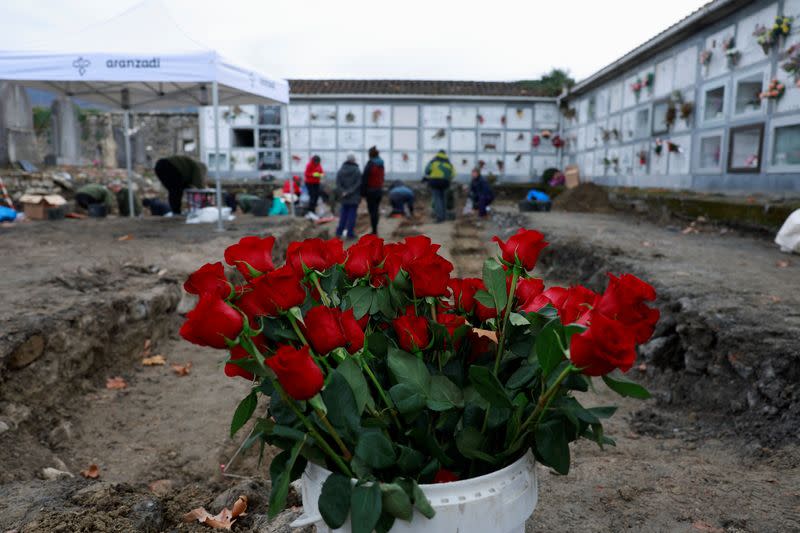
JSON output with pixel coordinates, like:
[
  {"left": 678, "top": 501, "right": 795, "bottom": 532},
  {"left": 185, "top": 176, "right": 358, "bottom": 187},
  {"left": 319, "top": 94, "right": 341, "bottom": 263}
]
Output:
[
  {"left": 77, "top": 184, "right": 114, "bottom": 211},
  {"left": 424, "top": 152, "right": 455, "bottom": 181},
  {"left": 167, "top": 155, "right": 207, "bottom": 188}
]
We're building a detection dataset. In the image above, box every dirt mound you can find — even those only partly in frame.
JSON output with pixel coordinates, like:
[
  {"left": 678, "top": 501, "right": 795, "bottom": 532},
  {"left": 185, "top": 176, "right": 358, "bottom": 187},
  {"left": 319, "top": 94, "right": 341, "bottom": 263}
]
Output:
[{"left": 552, "top": 183, "right": 613, "bottom": 213}]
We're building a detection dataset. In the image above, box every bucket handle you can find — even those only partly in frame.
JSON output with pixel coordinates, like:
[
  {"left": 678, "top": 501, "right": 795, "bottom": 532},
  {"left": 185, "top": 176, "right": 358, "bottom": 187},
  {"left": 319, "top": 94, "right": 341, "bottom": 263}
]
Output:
[{"left": 290, "top": 512, "right": 323, "bottom": 528}]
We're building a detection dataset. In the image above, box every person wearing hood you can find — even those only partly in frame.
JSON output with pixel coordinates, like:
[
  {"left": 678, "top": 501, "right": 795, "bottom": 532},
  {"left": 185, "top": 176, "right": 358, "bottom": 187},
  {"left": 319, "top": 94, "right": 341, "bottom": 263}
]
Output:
[
  {"left": 423, "top": 150, "right": 455, "bottom": 223},
  {"left": 361, "top": 146, "right": 385, "bottom": 235},
  {"left": 388, "top": 180, "right": 415, "bottom": 217},
  {"left": 304, "top": 155, "right": 325, "bottom": 214},
  {"left": 335, "top": 154, "right": 362, "bottom": 239},
  {"left": 469, "top": 168, "right": 494, "bottom": 218}
]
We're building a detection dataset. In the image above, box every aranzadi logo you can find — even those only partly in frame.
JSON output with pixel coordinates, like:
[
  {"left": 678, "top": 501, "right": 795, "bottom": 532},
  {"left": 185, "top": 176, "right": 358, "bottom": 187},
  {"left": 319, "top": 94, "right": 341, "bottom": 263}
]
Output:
[
  {"left": 72, "top": 57, "right": 91, "bottom": 76},
  {"left": 105, "top": 57, "right": 162, "bottom": 69}
]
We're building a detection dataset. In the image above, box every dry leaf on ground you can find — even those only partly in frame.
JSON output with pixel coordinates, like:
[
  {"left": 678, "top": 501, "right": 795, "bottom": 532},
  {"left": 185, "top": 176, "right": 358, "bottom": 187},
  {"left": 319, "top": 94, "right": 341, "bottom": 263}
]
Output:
[
  {"left": 80, "top": 464, "right": 100, "bottom": 479},
  {"left": 148, "top": 479, "right": 174, "bottom": 496},
  {"left": 142, "top": 355, "right": 167, "bottom": 366},
  {"left": 183, "top": 495, "right": 248, "bottom": 530},
  {"left": 171, "top": 362, "right": 192, "bottom": 376},
  {"left": 105, "top": 376, "right": 127, "bottom": 390},
  {"left": 777, "top": 259, "right": 790, "bottom": 268},
  {"left": 117, "top": 234, "right": 134, "bottom": 241}
]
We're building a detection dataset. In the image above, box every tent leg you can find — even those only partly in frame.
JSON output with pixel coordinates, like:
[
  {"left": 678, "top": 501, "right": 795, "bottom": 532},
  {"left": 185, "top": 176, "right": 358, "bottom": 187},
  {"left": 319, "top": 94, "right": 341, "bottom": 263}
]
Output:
[
  {"left": 212, "top": 80, "right": 224, "bottom": 231},
  {"left": 123, "top": 111, "right": 134, "bottom": 218}
]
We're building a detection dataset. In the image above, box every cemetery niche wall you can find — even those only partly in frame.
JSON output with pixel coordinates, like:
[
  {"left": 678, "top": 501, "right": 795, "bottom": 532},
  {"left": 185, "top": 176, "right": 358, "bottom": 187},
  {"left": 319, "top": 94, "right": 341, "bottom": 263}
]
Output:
[
  {"left": 563, "top": 0, "right": 800, "bottom": 193},
  {"left": 199, "top": 81, "right": 559, "bottom": 183}
]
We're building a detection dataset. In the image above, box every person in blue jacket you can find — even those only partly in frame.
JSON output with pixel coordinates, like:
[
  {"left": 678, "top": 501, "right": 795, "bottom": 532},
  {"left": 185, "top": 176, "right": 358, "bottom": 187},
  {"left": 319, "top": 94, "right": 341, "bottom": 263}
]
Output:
[{"left": 469, "top": 168, "right": 494, "bottom": 217}]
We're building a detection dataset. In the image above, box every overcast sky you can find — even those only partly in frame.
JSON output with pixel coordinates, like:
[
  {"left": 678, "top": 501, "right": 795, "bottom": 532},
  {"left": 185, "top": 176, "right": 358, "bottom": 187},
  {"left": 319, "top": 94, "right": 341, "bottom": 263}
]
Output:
[{"left": 0, "top": 0, "right": 709, "bottom": 82}]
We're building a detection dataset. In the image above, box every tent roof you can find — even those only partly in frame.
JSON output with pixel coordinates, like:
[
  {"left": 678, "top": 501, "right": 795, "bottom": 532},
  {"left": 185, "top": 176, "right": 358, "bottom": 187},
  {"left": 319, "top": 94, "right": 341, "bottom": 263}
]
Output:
[{"left": 0, "top": 0, "right": 288, "bottom": 109}]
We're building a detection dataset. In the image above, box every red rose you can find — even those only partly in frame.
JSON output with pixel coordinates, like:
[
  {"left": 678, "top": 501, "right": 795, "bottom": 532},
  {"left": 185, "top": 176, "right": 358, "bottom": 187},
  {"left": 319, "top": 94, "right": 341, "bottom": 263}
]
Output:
[
  {"left": 594, "top": 274, "right": 659, "bottom": 344},
  {"left": 466, "top": 329, "right": 496, "bottom": 363},
  {"left": 180, "top": 294, "right": 243, "bottom": 349},
  {"left": 521, "top": 286, "right": 567, "bottom": 314},
  {"left": 570, "top": 312, "right": 637, "bottom": 376},
  {"left": 557, "top": 285, "right": 598, "bottom": 325},
  {"left": 184, "top": 262, "right": 232, "bottom": 299},
  {"left": 433, "top": 468, "right": 459, "bottom": 484},
  {"left": 449, "top": 278, "right": 484, "bottom": 314},
  {"left": 266, "top": 344, "right": 324, "bottom": 400},
  {"left": 383, "top": 236, "right": 441, "bottom": 279},
  {"left": 475, "top": 299, "right": 497, "bottom": 323},
  {"left": 341, "top": 309, "right": 366, "bottom": 354},
  {"left": 515, "top": 277, "right": 544, "bottom": 310},
  {"left": 406, "top": 253, "right": 454, "bottom": 298},
  {"left": 436, "top": 313, "right": 467, "bottom": 338},
  {"left": 235, "top": 266, "right": 307, "bottom": 325},
  {"left": 224, "top": 236, "right": 275, "bottom": 279},
  {"left": 287, "top": 238, "right": 346, "bottom": 274},
  {"left": 392, "top": 312, "right": 430, "bottom": 352},
  {"left": 303, "top": 306, "right": 348, "bottom": 354},
  {"left": 345, "top": 235, "right": 384, "bottom": 279},
  {"left": 492, "top": 228, "right": 548, "bottom": 271},
  {"left": 225, "top": 335, "right": 269, "bottom": 381}
]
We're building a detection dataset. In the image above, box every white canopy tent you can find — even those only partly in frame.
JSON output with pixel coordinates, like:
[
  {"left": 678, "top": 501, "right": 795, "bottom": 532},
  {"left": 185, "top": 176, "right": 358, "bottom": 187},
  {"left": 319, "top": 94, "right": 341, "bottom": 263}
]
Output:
[{"left": 0, "top": 0, "right": 289, "bottom": 229}]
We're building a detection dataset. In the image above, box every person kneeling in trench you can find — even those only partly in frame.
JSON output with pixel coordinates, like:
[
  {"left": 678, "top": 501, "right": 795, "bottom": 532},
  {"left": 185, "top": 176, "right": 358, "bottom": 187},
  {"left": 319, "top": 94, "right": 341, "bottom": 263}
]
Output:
[{"left": 153, "top": 155, "right": 207, "bottom": 215}]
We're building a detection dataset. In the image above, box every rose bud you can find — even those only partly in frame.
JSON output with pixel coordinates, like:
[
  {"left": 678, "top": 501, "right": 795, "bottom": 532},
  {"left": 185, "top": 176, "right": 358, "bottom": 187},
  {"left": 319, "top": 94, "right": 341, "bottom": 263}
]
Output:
[
  {"left": 392, "top": 313, "right": 430, "bottom": 352},
  {"left": 569, "top": 312, "right": 637, "bottom": 376},
  {"left": 266, "top": 344, "right": 324, "bottom": 400},
  {"left": 492, "top": 228, "right": 548, "bottom": 271},
  {"left": 344, "top": 235, "right": 384, "bottom": 279},
  {"left": 184, "top": 262, "right": 232, "bottom": 299},
  {"left": 180, "top": 294, "right": 243, "bottom": 349},
  {"left": 302, "top": 306, "right": 348, "bottom": 355},
  {"left": 224, "top": 235, "right": 275, "bottom": 280},
  {"left": 406, "top": 253, "right": 454, "bottom": 298},
  {"left": 341, "top": 309, "right": 366, "bottom": 354},
  {"left": 594, "top": 274, "right": 659, "bottom": 344},
  {"left": 287, "top": 238, "right": 346, "bottom": 274}
]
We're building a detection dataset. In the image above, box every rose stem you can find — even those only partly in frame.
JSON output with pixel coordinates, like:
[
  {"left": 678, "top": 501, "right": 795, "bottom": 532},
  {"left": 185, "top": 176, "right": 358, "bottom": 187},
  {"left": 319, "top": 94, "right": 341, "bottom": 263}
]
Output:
[
  {"left": 361, "top": 358, "right": 403, "bottom": 431},
  {"left": 310, "top": 273, "right": 332, "bottom": 306},
  {"left": 492, "top": 265, "right": 521, "bottom": 376},
  {"left": 286, "top": 313, "right": 332, "bottom": 372}
]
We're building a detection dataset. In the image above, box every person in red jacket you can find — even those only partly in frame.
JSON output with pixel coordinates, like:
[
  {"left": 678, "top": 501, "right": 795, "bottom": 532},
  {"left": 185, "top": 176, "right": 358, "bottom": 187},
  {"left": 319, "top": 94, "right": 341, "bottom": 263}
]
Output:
[
  {"left": 304, "top": 155, "right": 324, "bottom": 213},
  {"left": 361, "top": 146, "right": 385, "bottom": 235}
]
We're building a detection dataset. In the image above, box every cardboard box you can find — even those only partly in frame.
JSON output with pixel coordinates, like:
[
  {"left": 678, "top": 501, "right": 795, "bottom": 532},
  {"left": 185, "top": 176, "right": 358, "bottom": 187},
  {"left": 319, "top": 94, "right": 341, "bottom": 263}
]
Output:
[
  {"left": 564, "top": 165, "right": 581, "bottom": 189},
  {"left": 19, "top": 194, "right": 67, "bottom": 220}
]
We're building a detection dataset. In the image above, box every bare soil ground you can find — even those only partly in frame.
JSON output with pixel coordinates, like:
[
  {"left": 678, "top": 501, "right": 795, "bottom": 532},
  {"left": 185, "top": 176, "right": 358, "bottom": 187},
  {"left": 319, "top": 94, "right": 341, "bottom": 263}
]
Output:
[{"left": 0, "top": 201, "right": 798, "bottom": 532}]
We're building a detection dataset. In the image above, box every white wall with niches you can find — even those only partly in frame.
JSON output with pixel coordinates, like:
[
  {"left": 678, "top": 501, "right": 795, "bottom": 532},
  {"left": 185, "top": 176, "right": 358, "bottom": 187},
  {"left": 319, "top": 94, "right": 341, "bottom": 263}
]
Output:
[{"left": 562, "top": 0, "right": 800, "bottom": 192}]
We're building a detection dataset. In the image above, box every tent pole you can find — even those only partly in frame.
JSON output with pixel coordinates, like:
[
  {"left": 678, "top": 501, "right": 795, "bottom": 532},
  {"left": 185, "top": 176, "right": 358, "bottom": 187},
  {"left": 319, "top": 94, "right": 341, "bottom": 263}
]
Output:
[
  {"left": 284, "top": 104, "right": 295, "bottom": 217},
  {"left": 212, "top": 80, "right": 224, "bottom": 231},
  {"left": 123, "top": 110, "right": 134, "bottom": 218}
]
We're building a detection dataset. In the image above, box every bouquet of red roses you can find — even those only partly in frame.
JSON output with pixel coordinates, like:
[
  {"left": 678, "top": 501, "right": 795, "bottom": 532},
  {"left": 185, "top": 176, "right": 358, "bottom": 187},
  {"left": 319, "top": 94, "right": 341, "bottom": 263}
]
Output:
[{"left": 180, "top": 228, "right": 658, "bottom": 531}]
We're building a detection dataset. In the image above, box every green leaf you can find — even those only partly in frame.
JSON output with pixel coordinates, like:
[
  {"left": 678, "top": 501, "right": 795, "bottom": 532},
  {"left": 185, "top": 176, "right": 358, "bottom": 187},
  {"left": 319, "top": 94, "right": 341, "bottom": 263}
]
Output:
[
  {"left": 318, "top": 473, "right": 353, "bottom": 529},
  {"left": 389, "top": 383, "right": 426, "bottom": 415},
  {"left": 536, "top": 319, "right": 565, "bottom": 377},
  {"left": 321, "top": 371, "right": 361, "bottom": 442},
  {"left": 482, "top": 259, "right": 508, "bottom": 311},
  {"left": 455, "top": 426, "right": 497, "bottom": 464},
  {"left": 268, "top": 438, "right": 306, "bottom": 518},
  {"left": 380, "top": 483, "right": 413, "bottom": 521},
  {"left": 355, "top": 429, "right": 396, "bottom": 469},
  {"left": 473, "top": 290, "right": 496, "bottom": 309},
  {"left": 230, "top": 391, "right": 258, "bottom": 438},
  {"left": 534, "top": 420, "right": 570, "bottom": 474},
  {"left": 396, "top": 445, "right": 425, "bottom": 474},
  {"left": 337, "top": 358, "right": 375, "bottom": 414},
  {"left": 587, "top": 406, "right": 617, "bottom": 419},
  {"left": 468, "top": 366, "right": 512, "bottom": 408},
  {"left": 288, "top": 306, "right": 304, "bottom": 325},
  {"left": 375, "top": 512, "right": 396, "bottom": 533},
  {"left": 506, "top": 363, "right": 538, "bottom": 389},
  {"left": 348, "top": 286, "right": 374, "bottom": 320},
  {"left": 366, "top": 331, "right": 389, "bottom": 358},
  {"left": 602, "top": 374, "right": 652, "bottom": 399},
  {"left": 508, "top": 312, "right": 530, "bottom": 326},
  {"left": 411, "top": 480, "right": 436, "bottom": 519},
  {"left": 351, "top": 483, "right": 382, "bottom": 533},
  {"left": 387, "top": 348, "right": 431, "bottom": 394},
  {"left": 426, "top": 375, "right": 464, "bottom": 411},
  {"left": 271, "top": 424, "right": 307, "bottom": 442}
]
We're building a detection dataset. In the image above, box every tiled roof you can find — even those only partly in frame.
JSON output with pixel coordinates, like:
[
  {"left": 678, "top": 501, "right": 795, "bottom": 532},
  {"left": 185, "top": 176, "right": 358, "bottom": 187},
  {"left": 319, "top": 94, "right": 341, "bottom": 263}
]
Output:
[{"left": 288, "top": 79, "right": 550, "bottom": 98}]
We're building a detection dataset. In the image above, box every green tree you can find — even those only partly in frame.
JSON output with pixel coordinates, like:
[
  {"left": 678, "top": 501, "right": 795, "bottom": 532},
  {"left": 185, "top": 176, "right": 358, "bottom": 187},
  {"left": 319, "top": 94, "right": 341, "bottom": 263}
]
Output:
[{"left": 519, "top": 69, "right": 576, "bottom": 97}]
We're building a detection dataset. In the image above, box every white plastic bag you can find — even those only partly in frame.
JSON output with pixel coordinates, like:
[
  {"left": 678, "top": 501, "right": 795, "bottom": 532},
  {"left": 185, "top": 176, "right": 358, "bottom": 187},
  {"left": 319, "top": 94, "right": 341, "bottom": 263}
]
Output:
[
  {"left": 775, "top": 209, "right": 800, "bottom": 254},
  {"left": 186, "top": 206, "right": 235, "bottom": 224},
  {"left": 462, "top": 198, "right": 474, "bottom": 215}
]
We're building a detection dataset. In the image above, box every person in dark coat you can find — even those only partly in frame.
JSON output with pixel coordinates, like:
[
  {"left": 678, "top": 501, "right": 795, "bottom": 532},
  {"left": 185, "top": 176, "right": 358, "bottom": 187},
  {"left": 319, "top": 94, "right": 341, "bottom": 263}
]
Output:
[
  {"left": 423, "top": 150, "right": 454, "bottom": 223},
  {"left": 335, "top": 154, "right": 361, "bottom": 239},
  {"left": 361, "top": 146, "right": 385, "bottom": 235},
  {"left": 153, "top": 155, "right": 207, "bottom": 214},
  {"left": 388, "top": 181, "right": 415, "bottom": 217},
  {"left": 469, "top": 168, "right": 494, "bottom": 217}
]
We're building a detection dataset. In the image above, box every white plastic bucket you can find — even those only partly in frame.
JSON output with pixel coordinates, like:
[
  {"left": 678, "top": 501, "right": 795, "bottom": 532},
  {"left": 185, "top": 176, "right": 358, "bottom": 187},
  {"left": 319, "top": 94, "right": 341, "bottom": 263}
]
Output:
[{"left": 290, "top": 451, "right": 537, "bottom": 533}]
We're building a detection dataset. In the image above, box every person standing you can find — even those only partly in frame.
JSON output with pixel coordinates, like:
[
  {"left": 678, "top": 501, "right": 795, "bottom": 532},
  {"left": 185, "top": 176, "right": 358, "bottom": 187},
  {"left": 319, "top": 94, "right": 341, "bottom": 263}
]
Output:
[
  {"left": 304, "top": 155, "right": 324, "bottom": 214},
  {"left": 361, "top": 146, "right": 385, "bottom": 235},
  {"left": 153, "top": 155, "right": 207, "bottom": 215},
  {"left": 469, "top": 168, "right": 494, "bottom": 218},
  {"left": 424, "top": 150, "right": 454, "bottom": 223},
  {"left": 335, "top": 154, "right": 361, "bottom": 239}
]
